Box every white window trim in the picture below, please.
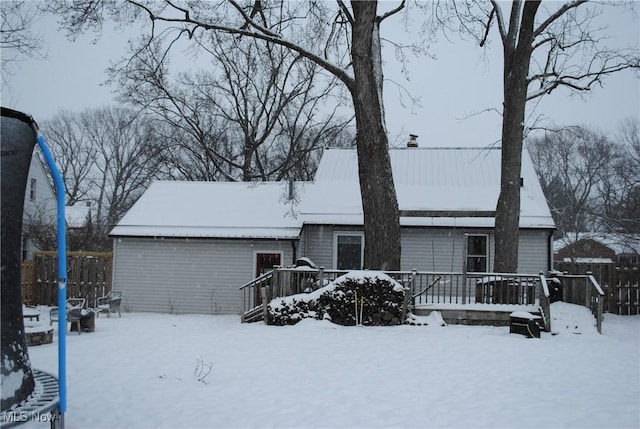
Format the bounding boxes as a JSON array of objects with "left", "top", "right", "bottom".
[
  {"left": 30, "top": 178, "right": 37, "bottom": 201},
  {"left": 332, "top": 231, "right": 364, "bottom": 270},
  {"left": 465, "top": 233, "right": 490, "bottom": 273}
]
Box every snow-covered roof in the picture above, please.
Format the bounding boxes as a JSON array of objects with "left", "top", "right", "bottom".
[
  {"left": 111, "top": 146, "right": 555, "bottom": 239},
  {"left": 303, "top": 147, "right": 554, "bottom": 229},
  {"left": 110, "top": 181, "right": 304, "bottom": 239},
  {"left": 554, "top": 233, "right": 640, "bottom": 255}
]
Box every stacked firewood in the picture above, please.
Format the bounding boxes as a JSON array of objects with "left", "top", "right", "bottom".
[{"left": 267, "top": 272, "right": 405, "bottom": 326}]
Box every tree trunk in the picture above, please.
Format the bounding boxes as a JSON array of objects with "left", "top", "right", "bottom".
[
  {"left": 494, "top": 1, "right": 540, "bottom": 273},
  {"left": 350, "top": 2, "right": 401, "bottom": 270}
]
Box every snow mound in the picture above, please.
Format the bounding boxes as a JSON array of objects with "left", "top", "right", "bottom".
[{"left": 550, "top": 301, "right": 599, "bottom": 336}]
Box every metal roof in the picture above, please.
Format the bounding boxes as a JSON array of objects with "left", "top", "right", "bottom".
[
  {"left": 110, "top": 146, "right": 555, "bottom": 238},
  {"left": 304, "top": 146, "right": 554, "bottom": 229}
]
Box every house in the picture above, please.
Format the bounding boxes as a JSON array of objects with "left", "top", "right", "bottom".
[
  {"left": 109, "top": 145, "right": 555, "bottom": 315},
  {"left": 23, "top": 153, "right": 92, "bottom": 259},
  {"left": 22, "top": 149, "right": 57, "bottom": 260},
  {"left": 554, "top": 233, "right": 640, "bottom": 264}
]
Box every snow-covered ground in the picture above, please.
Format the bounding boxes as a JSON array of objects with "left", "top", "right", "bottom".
[{"left": 19, "top": 302, "right": 640, "bottom": 429}]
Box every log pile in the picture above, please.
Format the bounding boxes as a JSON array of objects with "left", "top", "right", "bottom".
[{"left": 268, "top": 271, "right": 406, "bottom": 326}]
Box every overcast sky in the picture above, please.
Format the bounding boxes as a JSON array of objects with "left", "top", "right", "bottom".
[{"left": 2, "top": 2, "right": 639, "bottom": 148}]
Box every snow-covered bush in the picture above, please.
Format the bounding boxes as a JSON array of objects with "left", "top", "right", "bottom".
[{"left": 267, "top": 271, "right": 406, "bottom": 326}]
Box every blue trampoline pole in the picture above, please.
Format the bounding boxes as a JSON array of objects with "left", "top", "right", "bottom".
[{"left": 36, "top": 133, "right": 67, "bottom": 419}]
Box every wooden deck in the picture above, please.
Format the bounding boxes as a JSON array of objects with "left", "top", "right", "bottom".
[
  {"left": 413, "top": 303, "right": 541, "bottom": 326},
  {"left": 239, "top": 267, "right": 605, "bottom": 332}
]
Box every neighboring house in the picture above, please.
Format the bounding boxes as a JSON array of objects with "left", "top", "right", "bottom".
[
  {"left": 22, "top": 149, "right": 57, "bottom": 260},
  {"left": 110, "top": 145, "right": 556, "bottom": 315},
  {"left": 554, "top": 234, "right": 640, "bottom": 264}
]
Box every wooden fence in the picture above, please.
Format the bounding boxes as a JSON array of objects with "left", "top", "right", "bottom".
[
  {"left": 21, "top": 251, "right": 113, "bottom": 308},
  {"left": 554, "top": 261, "right": 639, "bottom": 315}
]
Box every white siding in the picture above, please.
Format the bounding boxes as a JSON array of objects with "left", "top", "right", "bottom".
[
  {"left": 302, "top": 225, "right": 551, "bottom": 274},
  {"left": 518, "top": 229, "right": 552, "bottom": 274},
  {"left": 301, "top": 225, "right": 363, "bottom": 269},
  {"left": 112, "top": 237, "right": 295, "bottom": 315},
  {"left": 401, "top": 228, "right": 470, "bottom": 272},
  {"left": 23, "top": 150, "right": 56, "bottom": 259}
]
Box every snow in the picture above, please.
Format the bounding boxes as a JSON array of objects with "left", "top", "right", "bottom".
[
  {"left": 562, "top": 257, "right": 615, "bottom": 264},
  {"left": 509, "top": 311, "right": 540, "bottom": 320},
  {"left": 303, "top": 147, "right": 554, "bottom": 229},
  {"left": 1, "top": 367, "right": 24, "bottom": 402},
  {"left": 110, "top": 181, "right": 305, "bottom": 238},
  {"left": 17, "top": 302, "right": 639, "bottom": 429},
  {"left": 111, "top": 147, "right": 555, "bottom": 238}
]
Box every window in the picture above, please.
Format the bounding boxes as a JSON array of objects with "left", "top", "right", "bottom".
[
  {"left": 466, "top": 234, "right": 488, "bottom": 273},
  {"left": 334, "top": 232, "right": 364, "bottom": 270},
  {"left": 29, "top": 178, "right": 36, "bottom": 201}
]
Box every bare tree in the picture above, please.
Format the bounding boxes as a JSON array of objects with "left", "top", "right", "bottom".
[
  {"left": 599, "top": 117, "right": 640, "bottom": 234},
  {"left": 0, "top": 1, "right": 46, "bottom": 84},
  {"left": 50, "top": 0, "right": 407, "bottom": 270},
  {"left": 41, "top": 106, "right": 165, "bottom": 247},
  {"left": 41, "top": 109, "right": 98, "bottom": 205},
  {"left": 440, "top": 0, "right": 640, "bottom": 272},
  {"left": 528, "top": 126, "right": 617, "bottom": 237},
  {"left": 22, "top": 203, "right": 57, "bottom": 251},
  {"left": 111, "top": 33, "right": 352, "bottom": 182}
]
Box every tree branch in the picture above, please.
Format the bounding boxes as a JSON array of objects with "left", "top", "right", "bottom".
[
  {"left": 533, "top": 0, "right": 588, "bottom": 39},
  {"left": 479, "top": 8, "right": 494, "bottom": 48},
  {"left": 377, "top": 0, "right": 405, "bottom": 23},
  {"left": 489, "top": 0, "right": 507, "bottom": 43},
  {"left": 126, "top": 0, "right": 355, "bottom": 90}
]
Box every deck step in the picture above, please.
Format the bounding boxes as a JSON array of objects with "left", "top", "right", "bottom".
[
  {"left": 242, "top": 305, "right": 264, "bottom": 323},
  {"left": 413, "top": 307, "right": 542, "bottom": 327}
]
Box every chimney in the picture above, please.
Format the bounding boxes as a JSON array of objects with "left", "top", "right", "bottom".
[
  {"left": 407, "top": 134, "right": 418, "bottom": 148},
  {"left": 288, "top": 177, "right": 295, "bottom": 200}
]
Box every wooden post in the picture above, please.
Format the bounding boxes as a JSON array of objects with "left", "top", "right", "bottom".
[
  {"left": 318, "top": 266, "right": 324, "bottom": 289},
  {"left": 272, "top": 266, "right": 281, "bottom": 298},
  {"left": 539, "top": 272, "right": 551, "bottom": 332},
  {"left": 596, "top": 295, "right": 603, "bottom": 334},
  {"left": 586, "top": 271, "right": 593, "bottom": 309},
  {"left": 609, "top": 266, "right": 619, "bottom": 314},
  {"left": 261, "top": 286, "right": 268, "bottom": 325},
  {"left": 401, "top": 269, "right": 417, "bottom": 323},
  {"left": 462, "top": 235, "right": 468, "bottom": 304}
]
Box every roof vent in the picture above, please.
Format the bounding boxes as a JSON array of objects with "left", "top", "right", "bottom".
[{"left": 407, "top": 134, "right": 418, "bottom": 148}]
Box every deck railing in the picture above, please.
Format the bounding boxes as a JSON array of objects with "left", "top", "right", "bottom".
[
  {"left": 557, "top": 272, "right": 605, "bottom": 333},
  {"left": 239, "top": 271, "right": 273, "bottom": 322},
  {"left": 539, "top": 273, "right": 552, "bottom": 332},
  {"left": 240, "top": 267, "right": 549, "bottom": 324},
  {"left": 238, "top": 267, "right": 610, "bottom": 334},
  {"left": 405, "top": 271, "right": 541, "bottom": 306}
]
